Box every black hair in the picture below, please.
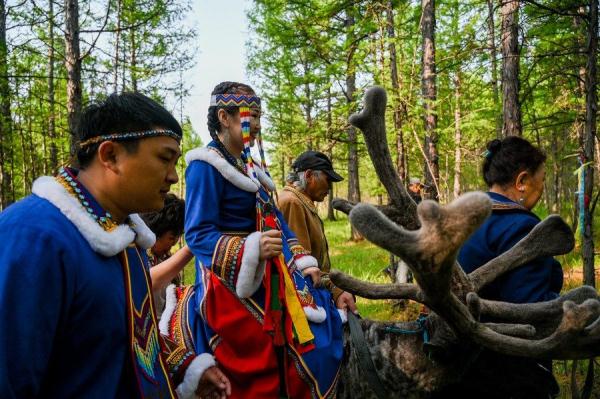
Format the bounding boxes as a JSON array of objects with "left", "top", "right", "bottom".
[
  {"left": 207, "top": 81, "right": 255, "bottom": 142},
  {"left": 482, "top": 136, "right": 547, "bottom": 188},
  {"left": 76, "top": 92, "right": 182, "bottom": 168},
  {"left": 140, "top": 193, "right": 185, "bottom": 238}
]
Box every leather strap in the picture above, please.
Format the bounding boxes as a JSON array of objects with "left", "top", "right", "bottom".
[{"left": 347, "top": 312, "right": 389, "bottom": 399}]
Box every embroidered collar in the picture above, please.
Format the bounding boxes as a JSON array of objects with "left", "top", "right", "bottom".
[
  {"left": 488, "top": 192, "right": 530, "bottom": 212},
  {"left": 56, "top": 167, "right": 119, "bottom": 231},
  {"left": 185, "top": 143, "right": 276, "bottom": 193},
  {"left": 32, "top": 173, "right": 155, "bottom": 257},
  {"left": 283, "top": 185, "right": 318, "bottom": 215}
]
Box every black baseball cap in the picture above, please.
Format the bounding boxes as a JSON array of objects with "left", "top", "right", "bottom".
[{"left": 292, "top": 151, "right": 344, "bottom": 182}]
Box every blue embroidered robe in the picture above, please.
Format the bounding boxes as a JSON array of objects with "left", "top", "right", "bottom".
[
  {"left": 0, "top": 175, "right": 199, "bottom": 399},
  {"left": 0, "top": 194, "right": 141, "bottom": 398},
  {"left": 458, "top": 192, "right": 563, "bottom": 303},
  {"left": 184, "top": 142, "right": 344, "bottom": 397}
]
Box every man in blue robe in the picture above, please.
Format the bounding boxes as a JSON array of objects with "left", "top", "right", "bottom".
[{"left": 0, "top": 93, "right": 229, "bottom": 399}]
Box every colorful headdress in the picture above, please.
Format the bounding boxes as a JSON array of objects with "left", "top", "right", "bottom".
[
  {"left": 210, "top": 94, "right": 261, "bottom": 108},
  {"left": 210, "top": 93, "right": 267, "bottom": 181},
  {"left": 78, "top": 129, "right": 181, "bottom": 148}
]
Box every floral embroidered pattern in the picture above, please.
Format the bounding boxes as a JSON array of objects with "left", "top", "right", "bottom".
[{"left": 211, "top": 235, "right": 246, "bottom": 288}]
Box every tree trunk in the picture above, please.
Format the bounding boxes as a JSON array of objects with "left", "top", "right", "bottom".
[
  {"left": 500, "top": 0, "right": 522, "bottom": 137},
  {"left": 130, "top": 27, "right": 138, "bottom": 91},
  {"left": 346, "top": 10, "right": 361, "bottom": 240},
  {"left": 326, "top": 87, "right": 336, "bottom": 221},
  {"left": 453, "top": 71, "right": 462, "bottom": 199},
  {"left": 64, "top": 0, "right": 82, "bottom": 155},
  {"left": 303, "top": 62, "right": 313, "bottom": 151},
  {"left": 387, "top": 1, "right": 407, "bottom": 182},
  {"left": 48, "top": 0, "right": 58, "bottom": 171},
  {"left": 113, "top": 0, "right": 122, "bottom": 93},
  {"left": 0, "top": 0, "right": 13, "bottom": 209},
  {"left": 582, "top": 0, "right": 597, "bottom": 287},
  {"left": 487, "top": 0, "right": 502, "bottom": 138},
  {"left": 421, "top": 0, "right": 439, "bottom": 201},
  {"left": 551, "top": 129, "right": 560, "bottom": 213}
]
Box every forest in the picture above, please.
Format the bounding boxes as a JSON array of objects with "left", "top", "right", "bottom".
[
  {"left": 2, "top": 0, "right": 598, "bottom": 276},
  {"left": 2, "top": 0, "right": 600, "bottom": 396},
  {"left": 246, "top": 0, "right": 599, "bottom": 290}
]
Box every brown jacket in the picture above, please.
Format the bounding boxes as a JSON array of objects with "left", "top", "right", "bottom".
[{"left": 277, "top": 186, "right": 343, "bottom": 300}]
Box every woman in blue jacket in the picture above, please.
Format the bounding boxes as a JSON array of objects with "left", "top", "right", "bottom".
[{"left": 447, "top": 136, "right": 563, "bottom": 399}]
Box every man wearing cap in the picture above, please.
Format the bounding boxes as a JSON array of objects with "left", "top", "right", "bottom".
[
  {"left": 0, "top": 93, "right": 229, "bottom": 399},
  {"left": 408, "top": 177, "right": 424, "bottom": 204},
  {"left": 278, "top": 151, "right": 357, "bottom": 314}
]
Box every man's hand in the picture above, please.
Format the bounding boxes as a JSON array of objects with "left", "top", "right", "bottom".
[
  {"left": 259, "top": 230, "right": 282, "bottom": 261},
  {"left": 335, "top": 291, "right": 358, "bottom": 314},
  {"left": 195, "top": 366, "right": 231, "bottom": 399},
  {"left": 302, "top": 266, "right": 321, "bottom": 287}
]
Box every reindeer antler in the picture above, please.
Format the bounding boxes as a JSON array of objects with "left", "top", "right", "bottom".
[
  {"left": 331, "top": 85, "right": 600, "bottom": 361},
  {"left": 333, "top": 195, "right": 600, "bottom": 359},
  {"left": 469, "top": 215, "right": 575, "bottom": 291},
  {"left": 333, "top": 86, "right": 419, "bottom": 230}
]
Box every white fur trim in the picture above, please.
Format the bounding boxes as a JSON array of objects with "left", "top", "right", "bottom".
[
  {"left": 159, "top": 284, "right": 177, "bottom": 336},
  {"left": 303, "top": 305, "right": 327, "bottom": 323},
  {"left": 295, "top": 255, "right": 318, "bottom": 271},
  {"left": 235, "top": 231, "right": 266, "bottom": 298},
  {"left": 185, "top": 147, "right": 260, "bottom": 192},
  {"left": 254, "top": 165, "right": 276, "bottom": 192},
  {"left": 32, "top": 176, "right": 154, "bottom": 256},
  {"left": 175, "top": 353, "right": 216, "bottom": 399},
  {"left": 337, "top": 309, "right": 348, "bottom": 324},
  {"left": 129, "top": 213, "right": 156, "bottom": 249}
]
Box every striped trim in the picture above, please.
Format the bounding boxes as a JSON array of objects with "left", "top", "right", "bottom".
[{"left": 210, "top": 94, "right": 261, "bottom": 108}]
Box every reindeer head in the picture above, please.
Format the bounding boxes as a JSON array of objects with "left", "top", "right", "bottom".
[{"left": 331, "top": 86, "right": 600, "bottom": 361}]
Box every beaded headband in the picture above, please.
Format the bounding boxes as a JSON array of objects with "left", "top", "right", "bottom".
[
  {"left": 78, "top": 129, "right": 181, "bottom": 148},
  {"left": 210, "top": 94, "right": 261, "bottom": 108}
]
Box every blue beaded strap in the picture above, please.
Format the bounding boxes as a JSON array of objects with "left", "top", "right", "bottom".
[
  {"left": 78, "top": 129, "right": 181, "bottom": 148},
  {"left": 383, "top": 314, "right": 430, "bottom": 343}
]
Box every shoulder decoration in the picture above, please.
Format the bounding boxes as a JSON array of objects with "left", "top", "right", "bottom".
[
  {"left": 185, "top": 146, "right": 275, "bottom": 193},
  {"left": 32, "top": 168, "right": 155, "bottom": 257},
  {"left": 491, "top": 199, "right": 529, "bottom": 212}
]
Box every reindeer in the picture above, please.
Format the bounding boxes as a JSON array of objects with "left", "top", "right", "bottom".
[{"left": 331, "top": 86, "right": 600, "bottom": 398}]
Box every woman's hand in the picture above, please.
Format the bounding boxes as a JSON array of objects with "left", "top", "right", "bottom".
[
  {"left": 195, "top": 366, "right": 231, "bottom": 399},
  {"left": 259, "top": 230, "right": 282, "bottom": 260},
  {"left": 302, "top": 266, "right": 322, "bottom": 287},
  {"left": 335, "top": 291, "right": 358, "bottom": 314}
]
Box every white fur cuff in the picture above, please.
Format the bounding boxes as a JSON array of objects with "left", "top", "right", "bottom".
[
  {"left": 236, "top": 232, "right": 266, "bottom": 298},
  {"left": 158, "top": 284, "right": 177, "bottom": 336},
  {"left": 303, "top": 305, "right": 327, "bottom": 323},
  {"left": 337, "top": 309, "right": 348, "bottom": 324},
  {"left": 175, "top": 353, "right": 216, "bottom": 399},
  {"left": 294, "top": 255, "right": 318, "bottom": 271}
]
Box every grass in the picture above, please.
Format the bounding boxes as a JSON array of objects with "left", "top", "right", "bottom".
[{"left": 324, "top": 216, "right": 423, "bottom": 321}]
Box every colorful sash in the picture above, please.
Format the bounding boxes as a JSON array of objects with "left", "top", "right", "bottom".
[
  {"left": 120, "top": 247, "right": 176, "bottom": 398},
  {"left": 56, "top": 167, "right": 176, "bottom": 398}
]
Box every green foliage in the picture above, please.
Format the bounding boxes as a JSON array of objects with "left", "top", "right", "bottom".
[{"left": 1, "top": 0, "right": 195, "bottom": 206}]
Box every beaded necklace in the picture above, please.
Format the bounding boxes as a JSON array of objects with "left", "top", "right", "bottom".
[
  {"left": 55, "top": 167, "right": 119, "bottom": 232},
  {"left": 210, "top": 135, "right": 246, "bottom": 174}
]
